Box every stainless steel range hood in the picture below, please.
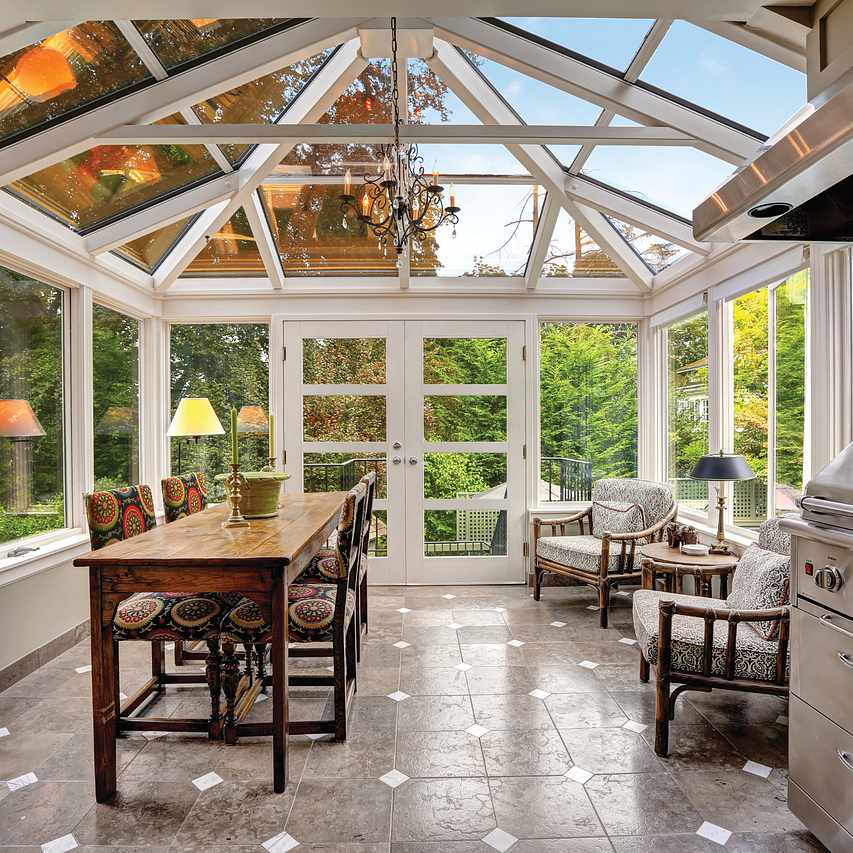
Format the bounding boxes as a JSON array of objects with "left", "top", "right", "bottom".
[{"left": 693, "top": 80, "right": 853, "bottom": 244}]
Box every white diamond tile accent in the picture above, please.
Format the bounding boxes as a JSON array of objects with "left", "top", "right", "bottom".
[
  {"left": 387, "top": 691, "right": 410, "bottom": 702},
  {"left": 41, "top": 834, "right": 78, "bottom": 853},
  {"left": 74, "top": 665, "right": 92, "bottom": 674},
  {"left": 492, "top": 607, "right": 507, "bottom": 613},
  {"left": 442, "top": 594, "right": 457, "bottom": 599},
  {"left": 578, "top": 660, "right": 599, "bottom": 669},
  {"left": 696, "top": 822, "right": 732, "bottom": 845},
  {"left": 743, "top": 760, "right": 773, "bottom": 778},
  {"left": 0, "top": 727, "right": 9, "bottom": 738},
  {"left": 379, "top": 769, "right": 409, "bottom": 788},
  {"left": 455, "top": 663, "right": 474, "bottom": 671},
  {"left": 262, "top": 830, "right": 300, "bottom": 853},
  {"left": 616, "top": 591, "right": 631, "bottom": 597},
  {"left": 255, "top": 693, "right": 268, "bottom": 702},
  {"left": 447, "top": 623, "right": 464, "bottom": 630},
  {"left": 396, "top": 607, "right": 412, "bottom": 613},
  {"left": 142, "top": 732, "right": 165, "bottom": 740},
  {"left": 550, "top": 621, "right": 566, "bottom": 628},
  {"left": 776, "top": 714, "right": 789, "bottom": 726},
  {"left": 506, "top": 639, "right": 524, "bottom": 647},
  {"left": 618, "top": 638, "right": 638, "bottom": 645},
  {"left": 622, "top": 720, "right": 647, "bottom": 734},
  {"left": 192, "top": 772, "right": 223, "bottom": 791},
  {"left": 564, "top": 766, "right": 593, "bottom": 784},
  {"left": 483, "top": 827, "right": 518, "bottom": 852},
  {"left": 392, "top": 641, "right": 411, "bottom": 649},
  {"left": 7, "top": 772, "right": 37, "bottom": 791},
  {"left": 118, "top": 693, "right": 128, "bottom": 701},
  {"left": 306, "top": 733, "right": 327, "bottom": 741},
  {"left": 465, "top": 724, "right": 490, "bottom": 738},
  {"left": 586, "top": 605, "right": 599, "bottom": 611},
  {"left": 529, "top": 689, "right": 551, "bottom": 700}
]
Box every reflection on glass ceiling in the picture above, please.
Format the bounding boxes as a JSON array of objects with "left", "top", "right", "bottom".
[
  {"left": 0, "top": 22, "right": 152, "bottom": 146},
  {"left": 413, "top": 185, "right": 543, "bottom": 278},
  {"left": 607, "top": 216, "right": 689, "bottom": 273},
  {"left": 544, "top": 208, "right": 625, "bottom": 278},
  {"left": 408, "top": 60, "right": 478, "bottom": 124},
  {"left": 183, "top": 207, "right": 265, "bottom": 276},
  {"left": 113, "top": 214, "right": 196, "bottom": 272}
]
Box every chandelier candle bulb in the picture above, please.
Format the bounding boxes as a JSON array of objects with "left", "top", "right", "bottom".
[
  {"left": 344, "top": 169, "right": 352, "bottom": 197},
  {"left": 450, "top": 184, "right": 456, "bottom": 207}
]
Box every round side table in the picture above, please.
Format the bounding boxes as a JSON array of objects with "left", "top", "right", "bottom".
[{"left": 639, "top": 541, "right": 739, "bottom": 598}]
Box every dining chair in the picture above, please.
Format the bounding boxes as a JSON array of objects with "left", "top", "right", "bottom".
[
  {"left": 85, "top": 484, "right": 226, "bottom": 738},
  {"left": 218, "top": 482, "right": 367, "bottom": 741}
]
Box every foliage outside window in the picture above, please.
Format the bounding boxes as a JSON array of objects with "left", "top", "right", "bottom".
[
  {"left": 732, "top": 270, "right": 808, "bottom": 528},
  {"left": 667, "top": 311, "right": 709, "bottom": 512},
  {"left": 93, "top": 304, "right": 139, "bottom": 490},
  {"left": 0, "top": 268, "right": 65, "bottom": 545},
  {"left": 170, "top": 323, "right": 269, "bottom": 500},
  {"left": 539, "top": 322, "right": 638, "bottom": 501}
]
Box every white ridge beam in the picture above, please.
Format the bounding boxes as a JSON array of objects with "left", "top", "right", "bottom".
[
  {"left": 0, "top": 18, "right": 363, "bottom": 187},
  {"left": 429, "top": 17, "right": 762, "bottom": 165},
  {"left": 0, "top": 20, "right": 83, "bottom": 55},
  {"left": 696, "top": 20, "right": 806, "bottom": 72},
  {"left": 154, "top": 40, "right": 368, "bottom": 293},
  {"left": 525, "top": 194, "right": 560, "bottom": 290},
  {"left": 244, "top": 191, "right": 286, "bottom": 290}
]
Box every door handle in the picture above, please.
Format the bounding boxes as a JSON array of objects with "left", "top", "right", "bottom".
[
  {"left": 392, "top": 456, "right": 402, "bottom": 464},
  {"left": 820, "top": 614, "right": 853, "bottom": 642},
  {"left": 409, "top": 456, "right": 419, "bottom": 465},
  {"left": 838, "top": 652, "right": 853, "bottom": 670}
]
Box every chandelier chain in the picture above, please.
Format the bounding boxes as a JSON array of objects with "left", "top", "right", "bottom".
[{"left": 390, "top": 17, "right": 400, "bottom": 149}]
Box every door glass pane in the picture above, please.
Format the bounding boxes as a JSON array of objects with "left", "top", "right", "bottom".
[
  {"left": 302, "top": 453, "right": 387, "bottom": 498},
  {"left": 424, "top": 510, "right": 507, "bottom": 556},
  {"left": 424, "top": 453, "right": 506, "bottom": 499},
  {"left": 303, "top": 338, "right": 386, "bottom": 384},
  {"left": 303, "top": 395, "right": 386, "bottom": 441},
  {"left": 423, "top": 338, "right": 507, "bottom": 384},
  {"left": 425, "top": 396, "right": 507, "bottom": 442},
  {"left": 93, "top": 304, "right": 139, "bottom": 489},
  {"left": 369, "top": 510, "right": 387, "bottom": 557}
]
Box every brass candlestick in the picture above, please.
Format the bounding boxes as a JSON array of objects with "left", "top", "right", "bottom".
[
  {"left": 222, "top": 464, "right": 250, "bottom": 529},
  {"left": 262, "top": 456, "right": 276, "bottom": 472}
]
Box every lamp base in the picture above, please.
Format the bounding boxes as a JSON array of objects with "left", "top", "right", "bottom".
[{"left": 709, "top": 544, "right": 731, "bottom": 555}]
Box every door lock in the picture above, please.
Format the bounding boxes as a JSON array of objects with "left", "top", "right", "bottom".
[
  {"left": 392, "top": 456, "right": 402, "bottom": 464},
  {"left": 393, "top": 441, "right": 402, "bottom": 449},
  {"left": 409, "top": 456, "right": 419, "bottom": 465}
]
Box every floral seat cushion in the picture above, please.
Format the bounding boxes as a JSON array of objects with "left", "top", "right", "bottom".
[
  {"left": 633, "top": 589, "right": 789, "bottom": 683},
  {"left": 293, "top": 548, "right": 368, "bottom": 585},
  {"left": 113, "top": 592, "right": 223, "bottom": 641},
  {"left": 220, "top": 585, "right": 356, "bottom": 645},
  {"left": 536, "top": 534, "right": 626, "bottom": 574},
  {"left": 161, "top": 472, "right": 208, "bottom": 523}
]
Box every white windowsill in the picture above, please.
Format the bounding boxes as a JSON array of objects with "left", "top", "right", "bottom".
[{"left": 0, "top": 530, "right": 92, "bottom": 588}]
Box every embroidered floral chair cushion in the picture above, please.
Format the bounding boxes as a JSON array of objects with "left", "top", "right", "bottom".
[
  {"left": 161, "top": 472, "right": 208, "bottom": 523},
  {"left": 633, "top": 589, "right": 789, "bottom": 683},
  {"left": 726, "top": 543, "right": 791, "bottom": 640},
  {"left": 85, "top": 485, "right": 157, "bottom": 551},
  {"left": 219, "top": 585, "right": 357, "bottom": 645},
  {"left": 592, "top": 501, "right": 647, "bottom": 539},
  {"left": 113, "top": 592, "right": 223, "bottom": 641}
]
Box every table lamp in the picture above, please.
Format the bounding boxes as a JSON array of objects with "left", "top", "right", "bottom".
[
  {"left": 167, "top": 398, "right": 224, "bottom": 474},
  {"left": 0, "top": 399, "right": 46, "bottom": 439},
  {"left": 689, "top": 450, "right": 755, "bottom": 555},
  {"left": 236, "top": 405, "right": 269, "bottom": 434}
]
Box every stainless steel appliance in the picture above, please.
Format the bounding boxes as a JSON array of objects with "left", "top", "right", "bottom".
[{"left": 781, "top": 441, "right": 853, "bottom": 853}]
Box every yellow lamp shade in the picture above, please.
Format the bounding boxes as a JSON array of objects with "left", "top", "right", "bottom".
[
  {"left": 236, "top": 405, "right": 269, "bottom": 434},
  {"left": 13, "top": 46, "right": 77, "bottom": 103},
  {"left": 0, "top": 399, "right": 46, "bottom": 437},
  {"left": 167, "top": 398, "right": 225, "bottom": 438}
]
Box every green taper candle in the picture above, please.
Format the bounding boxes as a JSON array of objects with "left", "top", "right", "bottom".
[{"left": 230, "top": 407, "right": 238, "bottom": 464}]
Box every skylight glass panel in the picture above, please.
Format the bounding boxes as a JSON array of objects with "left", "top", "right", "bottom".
[
  {"left": 413, "top": 184, "right": 543, "bottom": 277},
  {"left": 579, "top": 146, "right": 734, "bottom": 220},
  {"left": 260, "top": 184, "right": 398, "bottom": 276},
  {"left": 192, "top": 49, "right": 332, "bottom": 166},
  {"left": 543, "top": 208, "right": 626, "bottom": 278},
  {"left": 112, "top": 215, "right": 196, "bottom": 272},
  {"left": 606, "top": 217, "right": 691, "bottom": 273},
  {"left": 320, "top": 61, "right": 392, "bottom": 124},
  {"left": 0, "top": 22, "right": 153, "bottom": 146},
  {"left": 7, "top": 125, "right": 222, "bottom": 232},
  {"left": 498, "top": 18, "right": 655, "bottom": 72},
  {"left": 407, "top": 59, "right": 480, "bottom": 123},
  {"left": 183, "top": 207, "right": 266, "bottom": 276},
  {"left": 639, "top": 21, "right": 806, "bottom": 136},
  {"left": 133, "top": 19, "right": 292, "bottom": 71}
]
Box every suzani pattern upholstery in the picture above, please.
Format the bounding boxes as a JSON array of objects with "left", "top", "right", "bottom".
[
  {"left": 633, "top": 589, "right": 789, "bottom": 683},
  {"left": 726, "top": 543, "right": 791, "bottom": 640},
  {"left": 536, "top": 535, "right": 624, "bottom": 574},
  {"left": 85, "top": 485, "right": 157, "bottom": 551},
  {"left": 161, "top": 472, "right": 208, "bottom": 523},
  {"left": 113, "top": 592, "right": 222, "bottom": 641}
]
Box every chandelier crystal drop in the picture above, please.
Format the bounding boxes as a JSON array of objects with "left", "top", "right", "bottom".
[{"left": 339, "top": 17, "right": 460, "bottom": 255}]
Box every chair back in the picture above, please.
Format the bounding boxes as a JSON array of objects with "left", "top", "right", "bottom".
[
  {"left": 359, "top": 471, "right": 377, "bottom": 559},
  {"left": 85, "top": 484, "right": 157, "bottom": 551},
  {"left": 323, "top": 482, "right": 367, "bottom": 582},
  {"left": 592, "top": 478, "right": 675, "bottom": 531},
  {"left": 758, "top": 513, "right": 797, "bottom": 554},
  {"left": 161, "top": 472, "right": 208, "bottom": 523}
]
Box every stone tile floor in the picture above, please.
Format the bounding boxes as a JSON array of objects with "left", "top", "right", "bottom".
[{"left": 0, "top": 584, "right": 830, "bottom": 852}]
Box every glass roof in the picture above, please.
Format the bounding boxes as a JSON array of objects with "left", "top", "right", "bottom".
[
  {"left": 113, "top": 214, "right": 196, "bottom": 272},
  {"left": 544, "top": 208, "right": 626, "bottom": 278},
  {"left": 321, "top": 60, "right": 392, "bottom": 125},
  {"left": 0, "top": 22, "right": 152, "bottom": 147},
  {"left": 408, "top": 60, "right": 480, "bottom": 124},
  {"left": 606, "top": 217, "right": 689, "bottom": 273},
  {"left": 182, "top": 207, "right": 265, "bottom": 276}
]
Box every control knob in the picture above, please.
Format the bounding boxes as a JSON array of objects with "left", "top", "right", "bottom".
[{"left": 815, "top": 566, "right": 843, "bottom": 592}]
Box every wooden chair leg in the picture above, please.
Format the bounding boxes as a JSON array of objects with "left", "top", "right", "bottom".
[
  {"left": 174, "top": 641, "right": 185, "bottom": 666},
  {"left": 254, "top": 644, "right": 267, "bottom": 690},
  {"left": 598, "top": 584, "right": 609, "bottom": 629},
  {"left": 151, "top": 640, "right": 164, "bottom": 685},
  {"left": 533, "top": 564, "right": 543, "bottom": 600},
  {"left": 205, "top": 639, "right": 222, "bottom": 740},
  {"left": 360, "top": 574, "right": 368, "bottom": 636},
  {"left": 242, "top": 644, "right": 254, "bottom": 682},
  {"left": 333, "top": 633, "right": 347, "bottom": 742},
  {"left": 221, "top": 640, "right": 240, "bottom": 745},
  {"left": 654, "top": 670, "right": 671, "bottom": 756},
  {"left": 639, "top": 654, "right": 649, "bottom": 683}
]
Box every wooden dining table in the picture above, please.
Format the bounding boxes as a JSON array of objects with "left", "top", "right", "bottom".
[{"left": 73, "top": 490, "right": 347, "bottom": 803}]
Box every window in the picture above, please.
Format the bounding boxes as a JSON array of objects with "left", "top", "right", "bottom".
[
  {"left": 666, "top": 310, "right": 709, "bottom": 512},
  {"left": 539, "top": 322, "right": 638, "bottom": 501},
  {"left": 169, "top": 323, "right": 270, "bottom": 500},
  {"left": 93, "top": 304, "right": 139, "bottom": 489},
  {"left": 731, "top": 270, "right": 809, "bottom": 528},
  {"left": 0, "top": 268, "right": 65, "bottom": 545}
]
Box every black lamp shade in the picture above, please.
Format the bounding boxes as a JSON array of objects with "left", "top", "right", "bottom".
[{"left": 690, "top": 452, "right": 755, "bottom": 481}]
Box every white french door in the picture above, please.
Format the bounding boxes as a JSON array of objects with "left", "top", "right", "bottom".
[{"left": 283, "top": 319, "right": 525, "bottom": 584}]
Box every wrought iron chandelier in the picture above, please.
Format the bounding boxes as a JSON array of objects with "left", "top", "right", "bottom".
[{"left": 340, "top": 17, "right": 460, "bottom": 261}]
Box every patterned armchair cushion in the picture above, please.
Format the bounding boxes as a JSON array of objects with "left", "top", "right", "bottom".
[
  {"left": 219, "top": 585, "right": 356, "bottom": 645},
  {"left": 592, "top": 478, "right": 675, "bottom": 531},
  {"left": 726, "top": 543, "right": 791, "bottom": 640},
  {"left": 633, "top": 589, "right": 789, "bottom": 683},
  {"left": 536, "top": 534, "right": 626, "bottom": 574},
  {"left": 592, "top": 502, "right": 647, "bottom": 539},
  {"left": 85, "top": 485, "right": 156, "bottom": 551},
  {"left": 161, "top": 472, "right": 208, "bottom": 523},
  {"left": 113, "top": 592, "right": 223, "bottom": 641},
  {"left": 757, "top": 514, "right": 797, "bottom": 555}
]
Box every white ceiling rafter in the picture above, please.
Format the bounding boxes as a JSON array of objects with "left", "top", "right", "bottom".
[
  {"left": 0, "top": 20, "right": 84, "bottom": 55},
  {"left": 524, "top": 194, "right": 560, "bottom": 291},
  {"left": 696, "top": 12, "right": 807, "bottom": 72},
  {"left": 243, "top": 190, "right": 286, "bottom": 290},
  {"left": 153, "top": 39, "right": 368, "bottom": 293},
  {"left": 0, "top": 17, "right": 364, "bottom": 187},
  {"left": 427, "top": 39, "right": 653, "bottom": 294},
  {"left": 428, "top": 16, "right": 763, "bottom": 165}
]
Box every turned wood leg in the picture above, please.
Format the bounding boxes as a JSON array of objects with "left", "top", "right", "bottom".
[
  {"left": 221, "top": 640, "right": 240, "bottom": 745},
  {"left": 205, "top": 638, "right": 222, "bottom": 740},
  {"left": 242, "top": 644, "right": 254, "bottom": 682},
  {"left": 639, "top": 653, "right": 649, "bottom": 683}
]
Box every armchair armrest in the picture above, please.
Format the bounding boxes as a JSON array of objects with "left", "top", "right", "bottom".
[{"left": 533, "top": 506, "right": 592, "bottom": 540}]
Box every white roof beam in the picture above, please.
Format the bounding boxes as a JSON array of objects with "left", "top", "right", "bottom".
[
  {"left": 154, "top": 39, "right": 368, "bottom": 293},
  {"left": 524, "top": 194, "right": 560, "bottom": 290},
  {"left": 0, "top": 20, "right": 83, "bottom": 55},
  {"left": 429, "top": 17, "right": 762, "bottom": 165},
  {"left": 0, "top": 18, "right": 363, "bottom": 187},
  {"left": 265, "top": 173, "right": 536, "bottom": 185},
  {"left": 428, "top": 39, "right": 652, "bottom": 294},
  {"left": 243, "top": 191, "right": 286, "bottom": 290},
  {"left": 696, "top": 20, "right": 806, "bottom": 72}
]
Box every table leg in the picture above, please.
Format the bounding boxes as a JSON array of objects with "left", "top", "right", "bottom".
[
  {"left": 90, "top": 571, "right": 118, "bottom": 803},
  {"left": 272, "top": 570, "right": 289, "bottom": 792}
]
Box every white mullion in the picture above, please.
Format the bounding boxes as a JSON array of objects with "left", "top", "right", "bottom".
[
  {"left": 114, "top": 21, "right": 168, "bottom": 80},
  {"left": 525, "top": 194, "right": 560, "bottom": 290},
  {"left": 0, "top": 21, "right": 84, "bottom": 56},
  {"left": 68, "top": 285, "right": 94, "bottom": 530},
  {"left": 767, "top": 285, "right": 777, "bottom": 518},
  {"left": 178, "top": 108, "right": 235, "bottom": 174},
  {"left": 424, "top": 442, "right": 509, "bottom": 453},
  {"left": 302, "top": 384, "right": 389, "bottom": 395},
  {"left": 244, "top": 191, "right": 286, "bottom": 290}
]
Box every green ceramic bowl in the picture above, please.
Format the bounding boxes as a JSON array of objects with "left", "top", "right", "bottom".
[{"left": 214, "top": 470, "right": 291, "bottom": 518}]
